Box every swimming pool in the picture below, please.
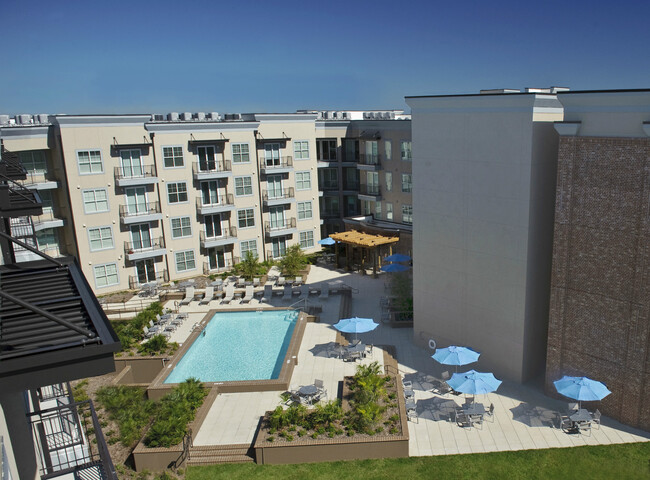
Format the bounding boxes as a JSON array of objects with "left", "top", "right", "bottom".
[{"left": 164, "top": 309, "right": 299, "bottom": 383}]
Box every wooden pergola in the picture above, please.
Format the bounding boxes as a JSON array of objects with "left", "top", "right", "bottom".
[{"left": 329, "top": 230, "right": 399, "bottom": 277}]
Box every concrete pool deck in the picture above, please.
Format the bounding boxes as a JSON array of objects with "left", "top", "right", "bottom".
[{"left": 163, "top": 265, "right": 650, "bottom": 455}]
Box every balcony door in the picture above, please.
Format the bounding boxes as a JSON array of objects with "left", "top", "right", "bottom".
[
  {"left": 205, "top": 214, "right": 223, "bottom": 238},
  {"left": 120, "top": 149, "right": 143, "bottom": 177},
  {"left": 272, "top": 237, "right": 287, "bottom": 258},
  {"left": 198, "top": 146, "right": 217, "bottom": 171},
  {"left": 269, "top": 206, "right": 285, "bottom": 229},
  {"left": 201, "top": 181, "right": 219, "bottom": 205},
  {"left": 267, "top": 175, "right": 282, "bottom": 199},
  {"left": 208, "top": 247, "right": 226, "bottom": 270},
  {"left": 136, "top": 259, "right": 156, "bottom": 284},
  {"left": 125, "top": 187, "right": 147, "bottom": 214},
  {"left": 130, "top": 223, "right": 151, "bottom": 250},
  {"left": 265, "top": 144, "right": 281, "bottom": 166},
  {"left": 367, "top": 171, "right": 379, "bottom": 195},
  {"left": 365, "top": 141, "right": 378, "bottom": 164}
]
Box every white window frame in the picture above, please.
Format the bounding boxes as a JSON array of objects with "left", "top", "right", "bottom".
[
  {"left": 231, "top": 143, "right": 250, "bottom": 163},
  {"left": 401, "top": 173, "right": 412, "bottom": 193},
  {"left": 237, "top": 208, "right": 255, "bottom": 229},
  {"left": 295, "top": 171, "right": 311, "bottom": 190},
  {"left": 402, "top": 204, "right": 413, "bottom": 224},
  {"left": 82, "top": 188, "right": 109, "bottom": 214},
  {"left": 234, "top": 176, "right": 253, "bottom": 196},
  {"left": 76, "top": 149, "right": 103, "bottom": 175},
  {"left": 19, "top": 150, "right": 47, "bottom": 174},
  {"left": 385, "top": 172, "right": 393, "bottom": 192},
  {"left": 94, "top": 263, "right": 119, "bottom": 288},
  {"left": 297, "top": 201, "right": 313, "bottom": 220},
  {"left": 293, "top": 140, "right": 310, "bottom": 160},
  {"left": 167, "top": 182, "right": 188, "bottom": 204},
  {"left": 162, "top": 145, "right": 184, "bottom": 168},
  {"left": 175, "top": 250, "right": 196, "bottom": 273},
  {"left": 386, "top": 202, "right": 393, "bottom": 221},
  {"left": 170, "top": 216, "right": 192, "bottom": 239},
  {"left": 400, "top": 141, "right": 412, "bottom": 161},
  {"left": 88, "top": 226, "right": 114, "bottom": 251},
  {"left": 36, "top": 228, "right": 58, "bottom": 251},
  {"left": 375, "top": 201, "right": 382, "bottom": 218},
  {"left": 240, "top": 239, "right": 258, "bottom": 258},
  {"left": 384, "top": 140, "right": 392, "bottom": 161},
  {"left": 299, "top": 230, "right": 314, "bottom": 249}
]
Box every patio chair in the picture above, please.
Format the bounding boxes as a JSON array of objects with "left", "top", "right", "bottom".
[
  {"left": 431, "top": 379, "right": 453, "bottom": 397},
  {"left": 578, "top": 421, "right": 592, "bottom": 436},
  {"left": 568, "top": 402, "right": 579, "bottom": 411},
  {"left": 406, "top": 401, "right": 418, "bottom": 423},
  {"left": 143, "top": 326, "right": 155, "bottom": 339},
  {"left": 236, "top": 277, "right": 246, "bottom": 288},
  {"left": 314, "top": 379, "right": 328, "bottom": 401},
  {"left": 221, "top": 284, "right": 235, "bottom": 304},
  {"left": 282, "top": 284, "right": 293, "bottom": 301},
  {"left": 200, "top": 286, "right": 214, "bottom": 305},
  {"left": 180, "top": 286, "right": 194, "bottom": 305},
  {"left": 366, "top": 344, "right": 374, "bottom": 357},
  {"left": 403, "top": 383, "right": 415, "bottom": 401},
  {"left": 441, "top": 371, "right": 450, "bottom": 381},
  {"left": 294, "top": 276, "right": 303, "bottom": 286},
  {"left": 318, "top": 282, "right": 329, "bottom": 299},
  {"left": 559, "top": 414, "right": 574, "bottom": 432},
  {"left": 253, "top": 277, "right": 261, "bottom": 287},
  {"left": 277, "top": 276, "right": 285, "bottom": 286},
  {"left": 328, "top": 345, "right": 345, "bottom": 359},
  {"left": 241, "top": 285, "right": 254, "bottom": 303},
  {"left": 486, "top": 403, "right": 495, "bottom": 422},
  {"left": 592, "top": 409, "right": 602, "bottom": 429},
  {"left": 298, "top": 284, "right": 309, "bottom": 300},
  {"left": 260, "top": 284, "right": 273, "bottom": 302}
]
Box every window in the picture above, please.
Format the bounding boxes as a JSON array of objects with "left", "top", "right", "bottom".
[
  {"left": 401, "top": 141, "right": 412, "bottom": 161},
  {"left": 384, "top": 140, "right": 392, "bottom": 161},
  {"left": 234, "top": 176, "right": 252, "bottom": 196},
  {"left": 402, "top": 204, "right": 413, "bottom": 224},
  {"left": 197, "top": 146, "right": 216, "bottom": 171},
  {"left": 36, "top": 228, "right": 58, "bottom": 250},
  {"left": 94, "top": 263, "right": 119, "bottom": 288},
  {"left": 386, "top": 202, "right": 393, "bottom": 221},
  {"left": 38, "top": 190, "right": 54, "bottom": 213},
  {"left": 232, "top": 143, "right": 250, "bottom": 163},
  {"left": 167, "top": 182, "right": 188, "bottom": 204},
  {"left": 316, "top": 139, "right": 337, "bottom": 161},
  {"left": 77, "top": 150, "right": 103, "bottom": 174},
  {"left": 300, "top": 230, "right": 314, "bottom": 249},
  {"left": 19, "top": 151, "right": 47, "bottom": 174},
  {"left": 385, "top": 172, "right": 393, "bottom": 192},
  {"left": 82, "top": 188, "right": 109, "bottom": 213},
  {"left": 401, "top": 174, "right": 412, "bottom": 193},
  {"left": 322, "top": 168, "right": 338, "bottom": 189},
  {"left": 344, "top": 139, "right": 359, "bottom": 161},
  {"left": 297, "top": 201, "right": 312, "bottom": 220},
  {"left": 171, "top": 216, "right": 192, "bottom": 238},
  {"left": 293, "top": 140, "right": 309, "bottom": 160},
  {"left": 295, "top": 171, "right": 311, "bottom": 190},
  {"left": 240, "top": 239, "right": 257, "bottom": 258},
  {"left": 162, "top": 146, "right": 184, "bottom": 167},
  {"left": 88, "top": 226, "right": 114, "bottom": 251},
  {"left": 175, "top": 250, "right": 196, "bottom": 272},
  {"left": 375, "top": 201, "right": 382, "bottom": 218},
  {"left": 363, "top": 200, "right": 371, "bottom": 215},
  {"left": 237, "top": 208, "right": 255, "bottom": 228}
]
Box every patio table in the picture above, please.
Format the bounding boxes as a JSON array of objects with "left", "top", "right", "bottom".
[
  {"left": 463, "top": 402, "right": 485, "bottom": 418},
  {"left": 298, "top": 384, "right": 318, "bottom": 404},
  {"left": 347, "top": 343, "right": 366, "bottom": 354},
  {"left": 570, "top": 409, "right": 592, "bottom": 423}
]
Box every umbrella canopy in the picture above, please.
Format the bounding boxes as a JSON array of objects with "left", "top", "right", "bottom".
[
  {"left": 447, "top": 370, "right": 502, "bottom": 395},
  {"left": 384, "top": 253, "right": 412, "bottom": 263},
  {"left": 432, "top": 346, "right": 480, "bottom": 366},
  {"left": 318, "top": 237, "right": 336, "bottom": 246},
  {"left": 553, "top": 376, "right": 611, "bottom": 403},
  {"left": 333, "top": 317, "right": 378, "bottom": 341},
  {"left": 381, "top": 263, "right": 410, "bottom": 272}
]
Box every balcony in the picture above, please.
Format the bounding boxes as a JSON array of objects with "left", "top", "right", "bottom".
[
  {"left": 262, "top": 187, "right": 295, "bottom": 206},
  {"left": 128, "top": 270, "right": 169, "bottom": 289},
  {"left": 192, "top": 160, "right": 232, "bottom": 180},
  {"left": 203, "top": 257, "right": 239, "bottom": 274},
  {"left": 119, "top": 201, "right": 163, "bottom": 225},
  {"left": 356, "top": 154, "right": 382, "bottom": 171},
  {"left": 200, "top": 226, "right": 238, "bottom": 248},
  {"left": 358, "top": 184, "right": 382, "bottom": 201},
  {"left": 114, "top": 165, "right": 158, "bottom": 187},
  {"left": 264, "top": 217, "right": 297, "bottom": 237},
  {"left": 195, "top": 194, "right": 235, "bottom": 215},
  {"left": 320, "top": 209, "right": 340, "bottom": 219},
  {"left": 260, "top": 156, "right": 293, "bottom": 175},
  {"left": 22, "top": 171, "right": 59, "bottom": 190},
  {"left": 124, "top": 237, "right": 166, "bottom": 261},
  {"left": 32, "top": 210, "right": 65, "bottom": 231}
]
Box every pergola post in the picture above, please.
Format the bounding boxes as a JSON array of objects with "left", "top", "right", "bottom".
[{"left": 372, "top": 247, "right": 378, "bottom": 278}]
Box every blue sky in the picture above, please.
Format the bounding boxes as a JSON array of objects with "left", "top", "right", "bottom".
[{"left": 2, "top": 0, "right": 649, "bottom": 114}]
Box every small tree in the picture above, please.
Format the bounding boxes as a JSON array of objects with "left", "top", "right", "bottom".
[
  {"left": 280, "top": 244, "right": 307, "bottom": 277},
  {"left": 238, "top": 250, "right": 260, "bottom": 280}
]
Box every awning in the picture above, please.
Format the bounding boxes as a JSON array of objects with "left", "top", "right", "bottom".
[{"left": 329, "top": 230, "right": 399, "bottom": 248}]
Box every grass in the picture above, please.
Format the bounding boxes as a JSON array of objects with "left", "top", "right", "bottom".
[{"left": 186, "top": 442, "right": 650, "bottom": 480}]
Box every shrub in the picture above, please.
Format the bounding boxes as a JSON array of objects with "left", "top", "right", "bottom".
[
  {"left": 111, "top": 302, "right": 164, "bottom": 352},
  {"left": 279, "top": 244, "right": 308, "bottom": 277},
  {"left": 138, "top": 334, "right": 169, "bottom": 355},
  {"left": 96, "top": 386, "right": 155, "bottom": 447}
]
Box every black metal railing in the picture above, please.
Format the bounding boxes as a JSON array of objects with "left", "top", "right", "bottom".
[
  {"left": 203, "top": 257, "right": 238, "bottom": 274},
  {"left": 195, "top": 194, "right": 234, "bottom": 210},
  {"left": 262, "top": 187, "right": 294, "bottom": 202},
  {"left": 128, "top": 270, "right": 169, "bottom": 289},
  {"left": 192, "top": 160, "right": 232, "bottom": 176},
  {"left": 118, "top": 201, "right": 161, "bottom": 219},
  {"left": 359, "top": 153, "right": 381, "bottom": 166},
  {"left": 200, "top": 225, "right": 237, "bottom": 243},
  {"left": 264, "top": 217, "right": 297, "bottom": 235},
  {"left": 124, "top": 236, "right": 165, "bottom": 255},
  {"left": 359, "top": 184, "right": 381, "bottom": 196},
  {"left": 320, "top": 210, "right": 340, "bottom": 218},
  {"left": 260, "top": 156, "right": 293, "bottom": 171},
  {"left": 36, "top": 383, "right": 69, "bottom": 403},
  {"left": 114, "top": 164, "right": 157, "bottom": 180}
]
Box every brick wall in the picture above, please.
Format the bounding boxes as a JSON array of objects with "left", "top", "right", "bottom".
[{"left": 545, "top": 136, "right": 650, "bottom": 431}]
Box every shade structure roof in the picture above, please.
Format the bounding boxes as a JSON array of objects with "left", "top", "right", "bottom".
[{"left": 329, "top": 230, "right": 399, "bottom": 248}]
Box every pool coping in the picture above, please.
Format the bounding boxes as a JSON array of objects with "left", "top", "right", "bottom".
[{"left": 147, "top": 307, "right": 309, "bottom": 400}]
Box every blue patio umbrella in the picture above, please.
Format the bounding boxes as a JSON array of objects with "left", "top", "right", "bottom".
[
  {"left": 318, "top": 237, "right": 336, "bottom": 246},
  {"left": 381, "top": 263, "right": 410, "bottom": 273},
  {"left": 432, "top": 346, "right": 480, "bottom": 372},
  {"left": 553, "top": 376, "right": 611, "bottom": 409},
  {"left": 384, "top": 253, "right": 412, "bottom": 263},
  {"left": 333, "top": 317, "right": 378, "bottom": 341},
  {"left": 447, "top": 370, "right": 502, "bottom": 399}
]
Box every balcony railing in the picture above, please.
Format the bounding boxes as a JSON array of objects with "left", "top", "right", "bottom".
[
  {"left": 114, "top": 164, "right": 157, "bottom": 180},
  {"left": 359, "top": 185, "right": 381, "bottom": 196},
  {"left": 358, "top": 153, "right": 381, "bottom": 165},
  {"left": 199, "top": 226, "right": 237, "bottom": 243},
  {"left": 203, "top": 257, "right": 239, "bottom": 274},
  {"left": 192, "top": 160, "right": 232, "bottom": 177},
  {"left": 264, "top": 217, "right": 297, "bottom": 235},
  {"left": 320, "top": 209, "right": 340, "bottom": 218},
  {"left": 119, "top": 201, "right": 161, "bottom": 219},
  {"left": 260, "top": 156, "right": 293, "bottom": 172},
  {"left": 195, "top": 194, "right": 234, "bottom": 210},
  {"left": 128, "top": 270, "right": 169, "bottom": 289},
  {"left": 262, "top": 187, "right": 294, "bottom": 203},
  {"left": 124, "top": 236, "right": 165, "bottom": 255},
  {"left": 320, "top": 181, "right": 339, "bottom": 191},
  {"left": 343, "top": 181, "right": 360, "bottom": 190},
  {"left": 32, "top": 209, "right": 65, "bottom": 230}
]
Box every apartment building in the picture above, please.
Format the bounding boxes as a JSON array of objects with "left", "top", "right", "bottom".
[{"left": 1, "top": 112, "right": 324, "bottom": 294}]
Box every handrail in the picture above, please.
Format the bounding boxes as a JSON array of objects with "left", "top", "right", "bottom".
[{"left": 0, "top": 230, "right": 63, "bottom": 267}]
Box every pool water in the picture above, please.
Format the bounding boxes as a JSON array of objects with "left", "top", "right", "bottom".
[{"left": 164, "top": 309, "right": 298, "bottom": 383}]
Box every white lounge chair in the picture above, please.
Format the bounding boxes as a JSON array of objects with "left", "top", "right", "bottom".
[
  {"left": 241, "top": 285, "right": 254, "bottom": 303},
  {"left": 319, "top": 283, "right": 329, "bottom": 299},
  {"left": 180, "top": 286, "right": 194, "bottom": 305},
  {"left": 221, "top": 284, "right": 235, "bottom": 304},
  {"left": 253, "top": 277, "right": 261, "bottom": 287},
  {"left": 261, "top": 284, "right": 273, "bottom": 302},
  {"left": 200, "top": 286, "right": 214, "bottom": 305},
  {"left": 277, "top": 276, "right": 286, "bottom": 286},
  {"left": 282, "top": 284, "right": 293, "bottom": 300},
  {"left": 294, "top": 276, "right": 303, "bottom": 286}
]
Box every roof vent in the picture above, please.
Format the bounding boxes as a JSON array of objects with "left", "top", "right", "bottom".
[
  {"left": 168, "top": 112, "right": 179, "bottom": 121},
  {"left": 0, "top": 115, "right": 9, "bottom": 125},
  {"left": 17, "top": 114, "right": 33, "bottom": 124},
  {"left": 209, "top": 112, "right": 220, "bottom": 121},
  {"left": 195, "top": 112, "right": 206, "bottom": 121},
  {"left": 180, "top": 112, "right": 192, "bottom": 121}
]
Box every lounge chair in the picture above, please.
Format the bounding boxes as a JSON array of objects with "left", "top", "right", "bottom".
[
  {"left": 221, "top": 284, "right": 235, "bottom": 304},
  {"left": 143, "top": 326, "right": 155, "bottom": 339},
  {"left": 253, "top": 277, "right": 261, "bottom": 287},
  {"left": 180, "top": 286, "right": 194, "bottom": 305},
  {"left": 406, "top": 401, "right": 418, "bottom": 423},
  {"left": 318, "top": 283, "right": 329, "bottom": 299},
  {"left": 277, "top": 276, "right": 285, "bottom": 286},
  {"left": 241, "top": 285, "right": 254, "bottom": 303},
  {"left": 298, "top": 284, "right": 309, "bottom": 300},
  {"left": 200, "top": 286, "right": 214, "bottom": 305},
  {"left": 236, "top": 277, "right": 246, "bottom": 288},
  {"left": 260, "top": 284, "right": 273, "bottom": 302},
  {"left": 294, "top": 276, "right": 302, "bottom": 286},
  {"left": 282, "top": 284, "right": 293, "bottom": 301}
]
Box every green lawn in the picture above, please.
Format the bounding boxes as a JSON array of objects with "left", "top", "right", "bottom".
[{"left": 186, "top": 442, "right": 650, "bottom": 480}]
